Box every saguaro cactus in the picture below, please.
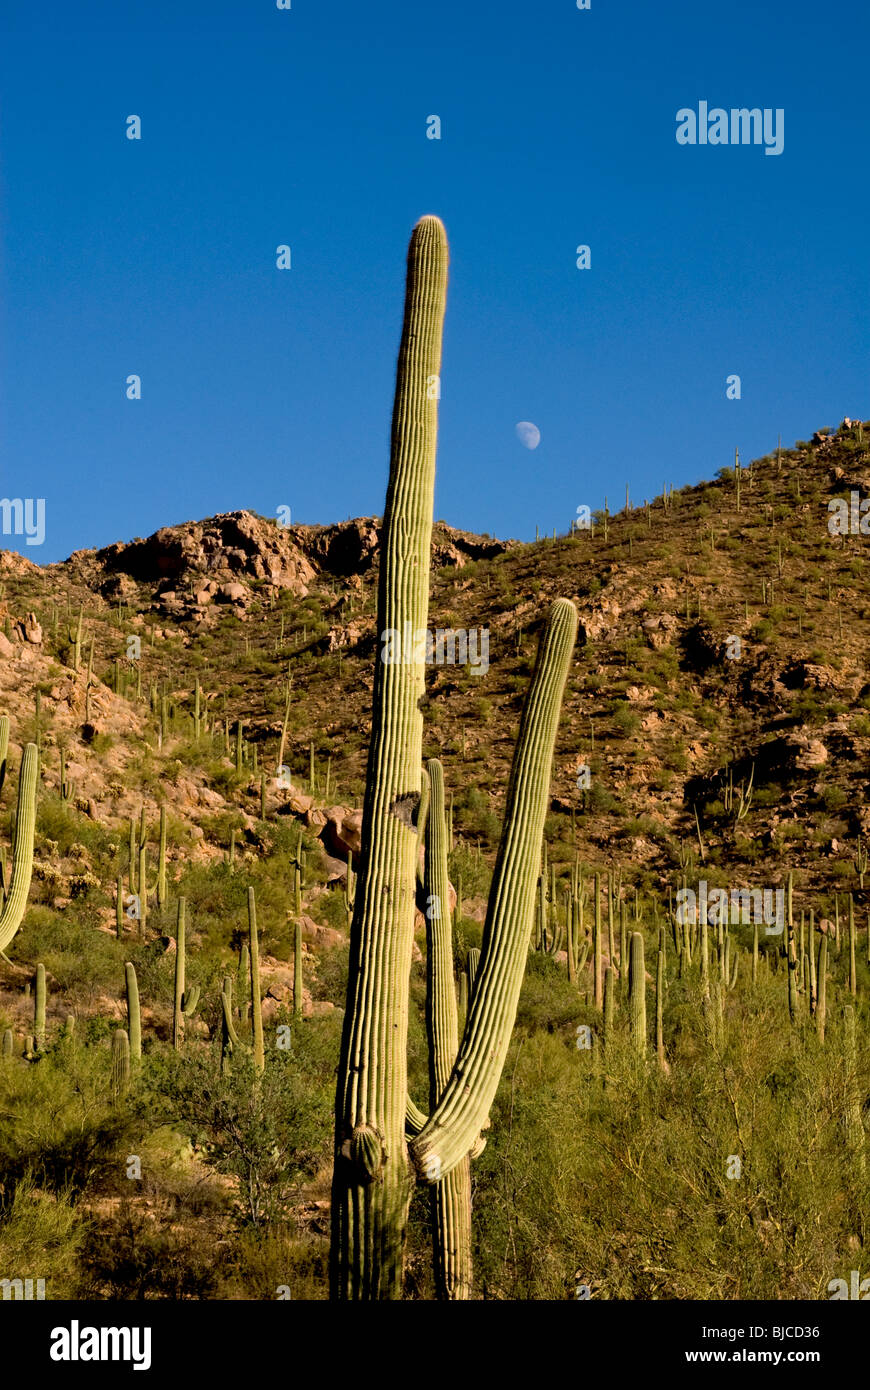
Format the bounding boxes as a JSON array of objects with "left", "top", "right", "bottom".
[
  {"left": 0, "top": 742, "right": 38, "bottom": 957},
  {"left": 172, "top": 899, "right": 200, "bottom": 1050},
  {"left": 125, "top": 962, "right": 141, "bottom": 1060},
  {"left": 331, "top": 215, "right": 449, "bottom": 1301},
  {"left": 422, "top": 758, "right": 472, "bottom": 1301},
  {"left": 112, "top": 1029, "right": 130, "bottom": 1101},
  {"left": 293, "top": 918, "right": 303, "bottom": 1017},
  {"left": 628, "top": 932, "right": 646, "bottom": 1056},
  {"left": 330, "top": 216, "right": 577, "bottom": 1300},
  {"left": 248, "top": 887, "right": 265, "bottom": 1070},
  {"left": 34, "top": 963, "right": 46, "bottom": 1050}
]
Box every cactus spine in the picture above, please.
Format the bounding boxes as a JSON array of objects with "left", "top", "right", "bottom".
[
  {"left": 0, "top": 742, "right": 38, "bottom": 956},
  {"left": 125, "top": 962, "right": 141, "bottom": 1060}
]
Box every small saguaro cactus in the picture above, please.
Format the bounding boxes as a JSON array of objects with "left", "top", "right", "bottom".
[
  {"left": 843, "top": 1005, "right": 865, "bottom": 1175},
  {"left": 172, "top": 899, "right": 200, "bottom": 1051},
  {"left": 68, "top": 605, "right": 83, "bottom": 672},
  {"left": 112, "top": 1029, "right": 131, "bottom": 1101},
  {"left": 34, "top": 963, "right": 47, "bottom": 1050},
  {"left": 248, "top": 887, "right": 265, "bottom": 1070},
  {"left": 59, "top": 748, "right": 75, "bottom": 804},
  {"left": 628, "top": 932, "right": 646, "bottom": 1056},
  {"left": 157, "top": 806, "right": 168, "bottom": 909},
  {"left": 2, "top": 1028, "right": 13, "bottom": 1060},
  {"left": 125, "top": 962, "right": 141, "bottom": 1060},
  {"left": 0, "top": 741, "right": 39, "bottom": 957},
  {"left": 294, "top": 919, "right": 303, "bottom": 1017}
]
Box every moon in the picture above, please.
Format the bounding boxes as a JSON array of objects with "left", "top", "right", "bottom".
[{"left": 515, "top": 421, "right": 541, "bottom": 450}]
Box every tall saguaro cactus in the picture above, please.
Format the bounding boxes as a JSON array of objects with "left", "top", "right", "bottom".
[
  {"left": 330, "top": 216, "right": 577, "bottom": 1301},
  {"left": 331, "top": 215, "right": 449, "bottom": 1301},
  {"left": 0, "top": 742, "right": 39, "bottom": 957}
]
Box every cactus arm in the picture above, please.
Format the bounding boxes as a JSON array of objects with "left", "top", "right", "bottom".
[
  {"left": 221, "top": 988, "right": 243, "bottom": 1048},
  {"left": 409, "top": 598, "right": 578, "bottom": 1183},
  {"left": 406, "top": 1096, "right": 428, "bottom": 1137},
  {"left": 331, "top": 215, "right": 448, "bottom": 1302},
  {"left": 0, "top": 743, "right": 39, "bottom": 955}
]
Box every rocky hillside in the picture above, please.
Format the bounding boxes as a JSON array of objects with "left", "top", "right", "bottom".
[{"left": 1, "top": 421, "right": 869, "bottom": 915}]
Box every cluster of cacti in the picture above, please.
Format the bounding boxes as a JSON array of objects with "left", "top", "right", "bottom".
[{"left": 330, "top": 216, "right": 577, "bottom": 1299}]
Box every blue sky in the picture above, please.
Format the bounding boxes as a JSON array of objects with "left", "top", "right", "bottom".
[{"left": 1, "top": 0, "right": 868, "bottom": 562}]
